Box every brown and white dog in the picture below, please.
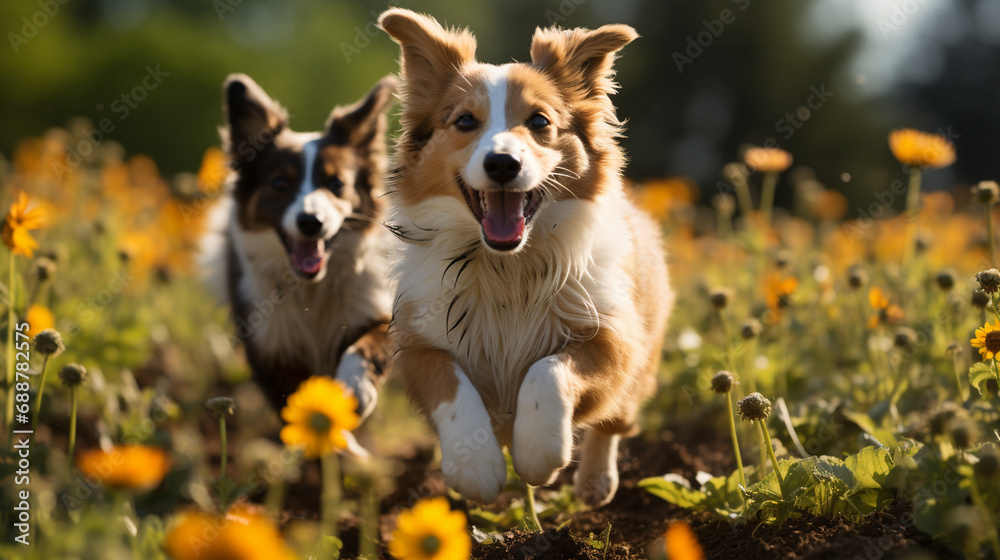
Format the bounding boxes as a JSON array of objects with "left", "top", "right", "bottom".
[
  {"left": 379, "top": 9, "right": 672, "bottom": 506},
  {"left": 215, "top": 74, "right": 397, "bottom": 419}
]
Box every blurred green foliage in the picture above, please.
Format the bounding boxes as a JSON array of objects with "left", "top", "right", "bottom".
[{"left": 0, "top": 0, "right": 982, "bottom": 209}]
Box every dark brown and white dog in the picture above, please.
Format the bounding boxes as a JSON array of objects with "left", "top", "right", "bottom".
[
  {"left": 214, "top": 74, "right": 397, "bottom": 419},
  {"left": 379, "top": 9, "right": 672, "bottom": 506}
]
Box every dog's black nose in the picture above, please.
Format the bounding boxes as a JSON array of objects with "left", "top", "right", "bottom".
[
  {"left": 296, "top": 213, "right": 323, "bottom": 236},
  {"left": 483, "top": 152, "right": 522, "bottom": 184}
]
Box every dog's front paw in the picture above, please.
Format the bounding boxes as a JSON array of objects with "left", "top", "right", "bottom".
[
  {"left": 433, "top": 376, "right": 507, "bottom": 503},
  {"left": 335, "top": 349, "right": 379, "bottom": 421},
  {"left": 512, "top": 355, "right": 573, "bottom": 486}
]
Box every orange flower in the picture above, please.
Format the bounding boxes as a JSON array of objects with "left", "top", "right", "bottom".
[
  {"left": 2, "top": 191, "right": 44, "bottom": 257},
  {"left": 765, "top": 273, "right": 798, "bottom": 316},
  {"left": 868, "top": 287, "right": 904, "bottom": 328},
  {"left": 165, "top": 503, "right": 298, "bottom": 560},
  {"left": 888, "top": 129, "right": 955, "bottom": 169},
  {"left": 664, "top": 522, "right": 705, "bottom": 560},
  {"left": 635, "top": 178, "right": 698, "bottom": 221},
  {"left": 25, "top": 304, "right": 54, "bottom": 337},
  {"left": 743, "top": 147, "right": 793, "bottom": 173},
  {"left": 76, "top": 445, "right": 171, "bottom": 491}
]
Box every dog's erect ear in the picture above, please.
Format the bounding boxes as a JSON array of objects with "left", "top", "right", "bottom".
[
  {"left": 379, "top": 9, "right": 476, "bottom": 85},
  {"left": 222, "top": 73, "right": 288, "bottom": 163},
  {"left": 379, "top": 8, "right": 476, "bottom": 142},
  {"left": 326, "top": 76, "right": 398, "bottom": 147},
  {"left": 530, "top": 25, "right": 637, "bottom": 98}
]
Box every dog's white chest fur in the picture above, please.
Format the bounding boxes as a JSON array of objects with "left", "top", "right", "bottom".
[
  {"left": 391, "top": 195, "right": 634, "bottom": 409},
  {"left": 230, "top": 217, "right": 392, "bottom": 373}
]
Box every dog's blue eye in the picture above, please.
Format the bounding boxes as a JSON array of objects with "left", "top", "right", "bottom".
[
  {"left": 328, "top": 178, "right": 344, "bottom": 192},
  {"left": 455, "top": 114, "right": 478, "bottom": 131},
  {"left": 271, "top": 177, "right": 291, "bottom": 191},
  {"left": 528, "top": 114, "right": 550, "bottom": 130}
]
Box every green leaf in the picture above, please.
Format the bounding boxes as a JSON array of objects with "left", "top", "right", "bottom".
[
  {"left": 638, "top": 474, "right": 708, "bottom": 509},
  {"left": 841, "top": 408, "right": 898, "bottom": 447},
  {"left": 210, "top": 477, "right": 254, "bottom": 510},
  {"left": 843, "top": 446, "right": 893, "bottom": 491},
  {"left": 969, "top": 361, "right": 997, "bottom": 396}
]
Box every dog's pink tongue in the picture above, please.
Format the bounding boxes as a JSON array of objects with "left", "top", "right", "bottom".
[
  {"left": 290, "top": 239, "right": 325, "bottom": 275},
  {"left": 481, "top": 191, "right": 526, "bottom": 244}
]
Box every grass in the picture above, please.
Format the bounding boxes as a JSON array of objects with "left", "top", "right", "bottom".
[{"left": 0, "top": 128, "right": 997, "bottom": 560}]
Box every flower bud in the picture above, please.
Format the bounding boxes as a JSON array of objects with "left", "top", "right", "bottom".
[
  {"left": 709, "top": 288, "right": 732, "bottom": 310},
  {"left": 737, "top": 393, "right": 772, "bottom": 422},
  {"left": 740, "top": 319, "right": 762, "bottom": 340},
  {"left": 848, "top": 266, "right": 868, "bottom": 289},
  {"left": 935, "top": 269, "right": 956, "bottom": 291},
  {"left": 34, "top": 328, "right": 65, "bottom": 357},
  {"left": 205, "top": 396, "right": 235, "bottom": 418},
  {"left": 972, "top": 290, "right": 990, "bottom": 309},
  {"left": 711, "top": 371, "right": 734, "bottom": 394},
  {"left": 976, "top": 445, "right": 999, "bottom": 480},
  {"left": 59, "top": 363, "right": 87, "bottom": 388},
  {"left": 976, "top": 269, "right": 1000, "bottom": 294},
  {"left": 972, "top": 180, "right": 1000, "bottom": 206}
]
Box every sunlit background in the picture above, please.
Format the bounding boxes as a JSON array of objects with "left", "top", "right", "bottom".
[{"left": 2, "top": 0, "right": 997, "bottom": 210}]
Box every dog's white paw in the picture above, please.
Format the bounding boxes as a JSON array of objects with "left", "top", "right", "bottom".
[
  {"left": 433, "top": 368, "right": 507, "bottom": 504},
  {"left": 573, "top": 431, "right": 620, "bottom": 507},
  {"left": 512, "top": 355, "right": 573, "bottom": 486},
  {"left": 335, "top": 349, "right": 378, "bottom": 421}
]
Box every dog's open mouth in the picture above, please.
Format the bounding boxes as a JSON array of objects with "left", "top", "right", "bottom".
[
  {"left": 278, "top": 231, "right": 333, "bottom": 279},
  {"left": 458, "top": 176, "right": 543, "bottom": 251}
]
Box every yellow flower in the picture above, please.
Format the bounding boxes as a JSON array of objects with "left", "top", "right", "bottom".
[
  {"left": 888, "top": 129, "right": 956, "bottom": 169},
  {"left": 634, "top": 178, "right": 698, "bottom": 221},
  {"left": 76, "top": 445, "right": 171, "bottom": 491},
  {"left": 868, "top": 287, "right": 904, "bottom": 328},
  {"left": 165, "top": 503, "right": 298, "bottom": 560},
  {"left": 280, "top": 377, "right": 360, "bottom": 459},
  {"left": 971, "top": 320, "right": 1000, "bottom": 360},
  {"left": 197, "top": 147, "right": 230, "bottom": 195},
  {"left": 664, "top": 522, "right": 705, "bottom": 560},
  {"left": 25, "top": 304, "right": 55, "bottom": 337},
  {"left": 2, "top": 191, "right": 44, "bottom": 258},
  {"left": 389, "top": 497, "right": 471, "bottom": 560},
  {"left": 743, "top": 147, "right": 793, "bottom": 173}
]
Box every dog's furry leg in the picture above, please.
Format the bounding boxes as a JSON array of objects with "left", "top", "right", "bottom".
[{"left": 335, "top": 321, "right": 389, "bottom": 422}]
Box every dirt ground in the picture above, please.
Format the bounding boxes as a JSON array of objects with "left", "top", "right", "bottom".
[{"left": 276, "top": 424, "right": 945, "bottom": 560}]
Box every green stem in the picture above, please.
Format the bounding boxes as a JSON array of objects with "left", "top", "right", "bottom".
[
  {"left": 950, "top": 351, "right": 965, "bottom": 402},
  {"left": 218, "top": 416, "right": 227, "bottom": 478},
  {"left": 360, "top": 482, "right": 378, "bottom": 559},
  {"left": 777, "top": 316, "right": 788, "bottom": 397},
  {"left": 725, "top": 394, "right": 746, "bottom": 489},
  {"left": 717, "top": 207, "right": 733, "bottom": 240},
  {"left": 524, "top": 483, "right": 542, "bottom": 532},
  {"left": 902, "top": 167, "right": 923, "bottom": 269},
  {"left": 758, "top": 420, "right": 785, "bottom": 499},
  {"left": 734, "top": 181, "right": 754, "bottom": 223},
  {"left": 321, "top": 453, "right": 342, "bottom": 541},
  {"left": 988, "top": 205, "right": 997, "bottom": 268},
  {"left": 31, "top": 355, "right": 50, "bottom": 435},
  {"left": 68, "top": 387, "right": 78, "bottom": 461},
  {"left": 6, "top": 250, "right": 15, "bottom": 440},
  {"left": 744, "top": 339, "right": 757, "bottom": 395},
  {"left": 718, "top": 309, "right": 735, "bottom": 372},
  {"left": 265, "top": 477, "right": 287, "bottom": 519},
  {"left": 760, "top": 172, "right": 778, "bottom": 232}
]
